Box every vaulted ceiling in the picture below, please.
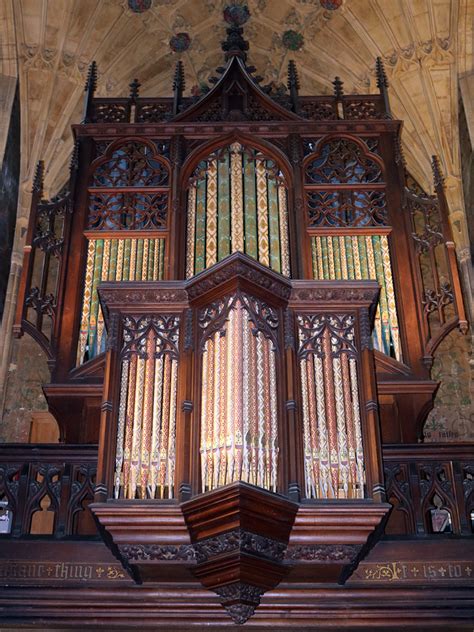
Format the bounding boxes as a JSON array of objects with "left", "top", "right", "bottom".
[{"left": 1, "top": 0, "right": 472, "bottom": 250}]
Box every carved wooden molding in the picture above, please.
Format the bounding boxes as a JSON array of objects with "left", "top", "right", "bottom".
[
  {"left": 119, "top": 544, "right": 195, "bottom": 562},
  {"left": 193, "top": 528, "right": 287, "bottom": 564},
  {"left": 186, "top": 252, "right": 292, "bottom": 301},
  {"left": 285, "top": 543, "right": 362, "bottom": 562}
]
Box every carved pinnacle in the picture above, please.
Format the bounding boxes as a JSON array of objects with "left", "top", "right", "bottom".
[
  {"left": 173, "top": 61, "right": 185, "bottom": 115},
  {"left": 431, "top": 155, "right": 445, "bottom": 190},
  {"left": 393, "top": 133, "right": 406, "bottom": 168},
  {"left": 287, "top": 60, "right": 300, "bottom": 114},
  {"left": 375, "top": 57, "right": 388, "bottom": 90},
  {"left": 33, "top": 160, "right": 44, "bottom": 195},
  {"left": 84, "top": 60, "right": 98, "bottom": 94},
  {"left": 287, "top": 60, "right": 300, "bottom": 91},
  {"left": 173, "top": 60, "right": 185, "bottom": 93},
  {"left": 69, "top": 139, "right": 80, "bottom": 174},
  {"left": 333, "top": 76, "right": 344, "bottom": 99},
  {"left": 129, "top": 78, "right": 141, "bottom": 100}
]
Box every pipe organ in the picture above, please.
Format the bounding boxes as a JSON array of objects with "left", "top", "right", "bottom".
[{"left": 4, "top": 10, "right": 471, "bottom": 629}]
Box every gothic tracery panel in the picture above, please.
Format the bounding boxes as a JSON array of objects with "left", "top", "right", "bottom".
[
  {"left": 304, "top": 138, "right": 383, "bottom": 185},
  {"left": 304, "top": 136, "right": 402, "bottom": 362}
]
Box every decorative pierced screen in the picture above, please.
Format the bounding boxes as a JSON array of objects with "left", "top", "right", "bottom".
[
  {"left": 297, "top": 314, "right": 365, "bottom": 499},
  {"left": 407, "top": 188, "right": 456, "bottom": 340},
  {"left": 77, "top": 238, "right": 165, "bottom": 364},
  {"left": 310, "top": 235, "right": 401, "bottom": 360},
  {"left": 114, "top": 315, "right": 180, "bottom": 499},
  {"left": 199, "top": 295, "right": 279, "bottom": 492},
  {"left": 186, "top": 142, "right": 290, "bottom": 278},
  {"left": 304, "top": 138, "right": 383, "bottom": 186},
  {"left": 88, "top": 141, "right": 169, "bottom": 231}
]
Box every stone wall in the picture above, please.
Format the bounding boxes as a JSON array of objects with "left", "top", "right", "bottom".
[
  {"left": 423, "top": 329, "right": 473, "bottom": 442},
  {"left": 0, "top": 80, "right": 19, "bottom": 319},
  {"left": 0, "top": 336, "right": 49, "bottom": 443}
]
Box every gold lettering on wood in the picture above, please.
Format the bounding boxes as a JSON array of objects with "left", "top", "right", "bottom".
[
  {"left": 0, "top": 561, "right": 126, "bottom": 581},
  {"left": 359, "top": 562, "right": 473, "bottom": 582}
]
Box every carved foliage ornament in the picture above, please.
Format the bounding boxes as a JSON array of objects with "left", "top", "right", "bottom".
[
  {"left": 99, "top": 287, "right": 187, "bottom": 307},
  {"left": 121, "top": 314, "right": 180, "bottom": 361},
  {"left": 297, "top": 313, "right": 357, "bottom": 359},
  {"left": 291, "top": 286, "right": 377, "bottom": 304},
  {"left": 215, "top": 582, "right": 265, "bottom": 624},
  {"left": 285, "top": 543, "right": 361, "bottom": 561},
  {"left": 119, "top": 543, "right": 195, "bottom": 562},
  {"left": 193, "top": 528, "right": 287, "bottom": 564},
  {"left": 198, "top": 292, "right": 279, "bottom": 350}
]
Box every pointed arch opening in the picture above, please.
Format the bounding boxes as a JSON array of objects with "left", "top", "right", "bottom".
[{"left": 185, "top": 141, "right": 291, "bottom": 278}]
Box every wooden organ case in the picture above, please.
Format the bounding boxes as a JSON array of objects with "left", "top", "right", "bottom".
[{"left": 3, "top": 15, "right": 473, "bottom": 630}]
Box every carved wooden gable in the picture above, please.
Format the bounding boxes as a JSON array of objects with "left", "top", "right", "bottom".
[{"left": 175, "top": 56, "right": 299, "bottom": 124}]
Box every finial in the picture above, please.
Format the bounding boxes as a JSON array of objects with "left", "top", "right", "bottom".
[
  {"left": 287, "top": 60, "right": 300, "bottom": 114},
  {"left": 222, "top": 4, "right": 250, "bottom": 62},
  {"left": 129, "top": 78, "right": 141, "bottom": 100},
  {"left": 375, "top": 57, "right": 388, "bottom": 90},
  {"left": 83, "top": 61, "right": 98, "bottom": 123},
  {"left": 222, "top": 25, "right": 249, "bottom": 61},
  {"left": 287, "top": 60, "right": 300, "bottom": 91},
  {"left": 333, "top": 76, "right": 344, "bottom": 99},
  {"left": 431, "top": 155, "right": 445, "bottom": 190},
  {"left": 33, "top": 160, "right": 44, "bottom": 195},
  {"left": 173, "top": 60, "right": 185, "bottom": 92},
  {"left": 173, "top": 61, "right": 185, "bottom": 115},
  {"left": 375, "top": 57, "right": 391, "bottom": 116},
  {"left": 84, "top": 60, "right": 98, "bottom": 94}
]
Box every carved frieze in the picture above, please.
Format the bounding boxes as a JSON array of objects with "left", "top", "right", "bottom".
[
  {"left": 285, "top": 543, "right": 362, "bottom": 562},
  {"left": 193, "top": 528, "right": 287, "bottom": 564},
  {"left": 119, "top": 544, "right": 195, "bottom": 562},
  {"left": 291, "top": 285, "right": 379, "bottom": 305}
]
